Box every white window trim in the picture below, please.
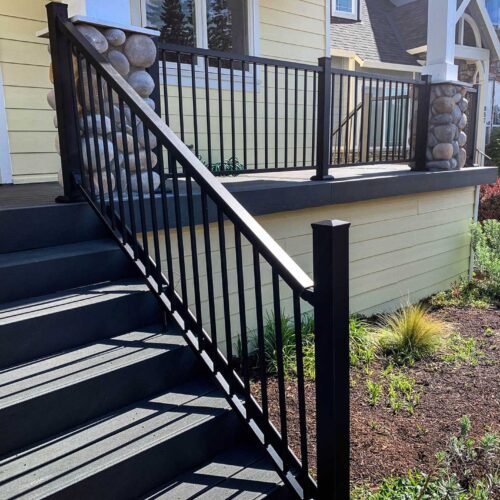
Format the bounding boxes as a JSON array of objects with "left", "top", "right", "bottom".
[
  {"left": 332, "top": 0, "right": 358, "bottom": 20},
  {"left": 139, "top": 0, "right": 259, "bottom": 90},
  {"left": 138, "top": 0, "right": 258, "bottom": 56}
]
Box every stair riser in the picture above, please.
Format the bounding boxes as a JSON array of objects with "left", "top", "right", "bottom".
[
  {"left": 0, "top": 292, "right": 162, "bottom": 370},
  {"left": 50, "top": 411, "right": 242, "bottom": 500},
  {"left": 0, "top": 248, "right": 135, "bottom": 303},
  {"left": 0, "top": 204, "right": 107, "bottom": 254},
  {"left": 0, "top": 346, "right": 201, "bottom": 456}
]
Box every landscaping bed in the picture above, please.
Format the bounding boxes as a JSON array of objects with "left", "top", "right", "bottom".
[
  {"left": 247, "top": 219, "right": 499, "bottom": 497},
  {"left": 260, "top": 305, "right": 499, "bottom": 490}
]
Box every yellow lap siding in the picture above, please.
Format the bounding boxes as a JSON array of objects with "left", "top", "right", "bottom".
[
  {"left": 0, "top": 2, "right": 56, "bottom": 184},
  {"left": 148, "top": 187, "right": 475, "bottom": 343}
]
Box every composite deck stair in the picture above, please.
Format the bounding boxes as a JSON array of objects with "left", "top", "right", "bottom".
[{"left": 0, "top": 203, "right": 290, "bottom": 499}]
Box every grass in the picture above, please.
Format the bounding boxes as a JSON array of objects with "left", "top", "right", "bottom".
[
  {"left": 352, "top": 417, "right": 500, "bottom": 499},
  {"left": 245, "top": 310, "right": 314, "bottom": 379},
  {"left": 366, "top": 379, "right": 383, "bottom": 407},
  {"left": 246, "top": 313, "right": 378, "bottom": 380},
  {"left": 376, "top": 303, "right": 448, "bottom": 365},
  {"left": 350, "top": 316, "right": 377, "bottom": 367}
]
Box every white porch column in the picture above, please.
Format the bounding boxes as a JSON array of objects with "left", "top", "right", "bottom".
[{"left": 424, "top": 0, "right": 459, "bottom": 82}]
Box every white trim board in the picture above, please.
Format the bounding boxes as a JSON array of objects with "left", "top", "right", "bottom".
[{"left": 0, "top": 66, "right": 13, "bottom": 185}]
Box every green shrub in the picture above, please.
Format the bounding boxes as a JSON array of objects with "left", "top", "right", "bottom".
[
  {"left": 377, "top": 304, "right": 447, "bottom": 365},
  {"left": 246, "top": 311, "right": 314, "bottom": 378},
  {"left": 471, "top": 219, "right": 500, "bottom": 300},
  {"left": 429, "top": 278, "right": 492, "bottom": 309}
]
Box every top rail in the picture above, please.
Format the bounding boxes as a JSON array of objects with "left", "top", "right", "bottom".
[
  {"left": 157, "top": 41, "right": 323, "bottom": 73},
  {"left": 331, "top": 66, "right": 426, "bottom": 86},
  {"left": 61, "top": 19, "right": 314, "bottom": 298}
]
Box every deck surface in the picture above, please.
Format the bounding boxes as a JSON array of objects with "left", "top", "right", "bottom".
[
  {"left": 0, "top": 165, "right": 410, "bottom": 210},
  {"left": 0, "top": 183, "right": 63, "bottom": 209}
]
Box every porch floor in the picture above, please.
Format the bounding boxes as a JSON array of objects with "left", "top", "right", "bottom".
[{"left": 0, "top": 164, "right": 410, "bottom": 209}]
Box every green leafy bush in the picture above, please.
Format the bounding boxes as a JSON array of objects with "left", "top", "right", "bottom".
[
  {"left": 471, "top": 219, "right": 500, "bottom": 300},
  {"left": 376, "top": 304, "right": 447, "bottom": 365}
]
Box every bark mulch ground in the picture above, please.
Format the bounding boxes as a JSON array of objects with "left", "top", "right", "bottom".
[{"left": 258, "top": 305, "right": 500, "bottom": 489}]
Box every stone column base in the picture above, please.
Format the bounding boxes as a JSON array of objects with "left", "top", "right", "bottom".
[{"left": 424, "top": 81, "right": 470, "bottom": 171}]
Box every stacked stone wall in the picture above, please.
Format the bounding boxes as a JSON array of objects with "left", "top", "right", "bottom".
[
  {"left": 47, "top": 23, "right": 160, "bottom": 195},
  {"left": 426, "top": 83, "right": 470, "bottom": 171}
]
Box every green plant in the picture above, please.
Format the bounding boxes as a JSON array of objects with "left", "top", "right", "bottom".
[
  {"left": 349, "top": 316, "right": 377, "bottom": 367},
  {"left": 366, "top": 379, "right": 383, "bottom": 407},
  {"left": 442, "top": 333, "right": 482, "bottom": 366},
  {"left": 471, "top": 219, "right": 500, "bottom": 301},
  {"left": 195, "top": 152, "right": 246, "bottom": 175},
  {"left": 386, "top": 370, "right": 421, "bottom": 415},
  {"left": 377, "top": 304, "right": 447, "bottom": 365},
  {"left": 429, "top": 278, "right": 492, "bottom": 309},
  {"left": 246, "top": 311, "right": 314, "bottom": 379},
  {"left": 353, "top": 419, "right": 500, "bottom": 499}
]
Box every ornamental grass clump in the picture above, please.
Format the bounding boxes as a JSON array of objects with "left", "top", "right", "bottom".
[{"left": 377, "top": 304, "right": 447, "bottom": 365}]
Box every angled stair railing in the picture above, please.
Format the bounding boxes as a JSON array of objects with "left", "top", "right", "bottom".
[{"left": 48, "top": 4, "right": 350, "bottom": 499}]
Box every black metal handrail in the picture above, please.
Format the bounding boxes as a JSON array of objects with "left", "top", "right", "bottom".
[
  {"left": 48, "top": 3, "right": 350, "bottom": 499},
  {"left": 153, "top": 41, "right": 429, "bottom": 180}
]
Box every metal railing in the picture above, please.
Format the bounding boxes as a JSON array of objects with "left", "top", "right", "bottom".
[
  {"left": 47, "top": 3, "right": 350, "bottom": 498},
  {"left": 156, "top": 42, "right": 322, "bottom": 175},
  {"left": 153, "top": 43, "right": 429, "bottom": 179},
  {"left": 328, "top": 69, "right": 426, "bottom": 167}
]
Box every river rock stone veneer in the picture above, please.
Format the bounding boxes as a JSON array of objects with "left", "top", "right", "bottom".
[
  {"left": 48, "top": 23, "right": 161, "bottom": 195},
  {"left": 426, "top": 83, "right": 470, "bottom": 171}
]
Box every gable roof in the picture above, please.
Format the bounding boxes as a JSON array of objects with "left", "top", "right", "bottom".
[
  {"left": 332, "top": 0, "right": 500, "bottom": 66},
  {"left": 331, "top": 0, "right": 421, "bottom": 66}
]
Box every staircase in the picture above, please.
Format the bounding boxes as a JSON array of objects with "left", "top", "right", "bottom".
[{"left": 0, "top": 203, "right": 289, "bottom": 499}]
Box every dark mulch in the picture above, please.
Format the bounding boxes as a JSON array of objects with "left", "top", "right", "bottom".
[{"left": 257, "top": 306, "right": 500, "bottom": 488}]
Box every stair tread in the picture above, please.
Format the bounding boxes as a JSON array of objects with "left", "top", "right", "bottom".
[
  {"left": 0, "top": 239, "right": 119, "bottom": 269},
  {"left": 0, "top": 278, "right": 150, "bottom": 325},
  {"left": 145, "top": 445, "right": 284, "bottom": 500},
  {"left": 0, "top": 378, "right": 227, "bottom": 499},
  {"left": 0, "top": 324, "right": 185, "bottom": 409}
]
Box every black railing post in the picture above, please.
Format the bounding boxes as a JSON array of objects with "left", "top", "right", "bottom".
[
  {"left": 46, "top": 2, "right": 82, "bottom": 202},
  {"left": 312, "top": 219, "right": 350, "bottom": 499},
  {"left": 413, "top": 74, "right": 431, "bottom": 171},
  {"left": 311, "top": 57, "right": 334, "bottom": 181}
]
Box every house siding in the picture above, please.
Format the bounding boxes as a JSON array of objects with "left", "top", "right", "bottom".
[
  {"left": 0, "top": 1, "right": 56, "bottom": 184},
  {"left": 150, "top": 186, "right": 474, "bottom": 347},
  {"left": 0, "top": 0, "right": 327, "bottom": 183}
]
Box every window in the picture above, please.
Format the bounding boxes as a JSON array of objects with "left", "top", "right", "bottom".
[
  {"left": 332, "top": 0, "right": 358, "bottom": 20},
  {"left": 145, "top": 0, "right": 249, "bottom": 54}
]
